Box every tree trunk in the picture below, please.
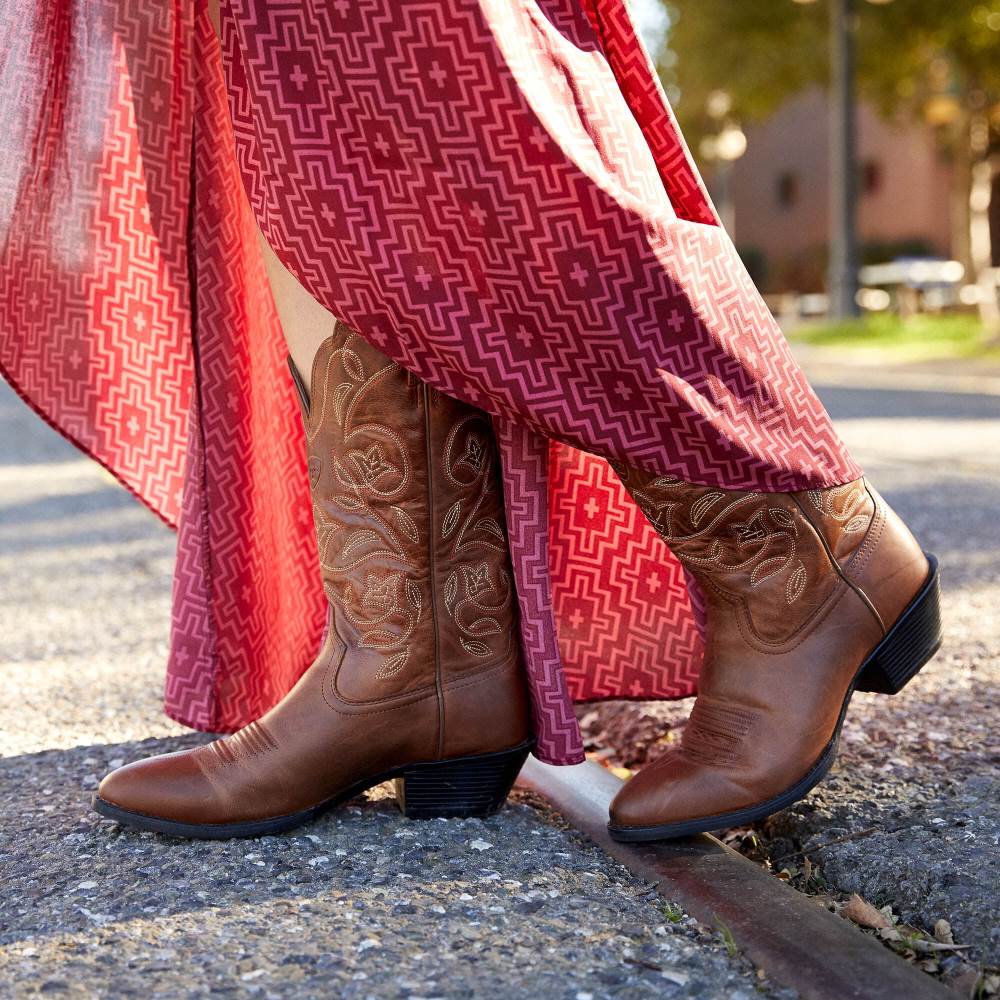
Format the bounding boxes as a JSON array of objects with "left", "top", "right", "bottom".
[
  {"left": 950, "top": 112, "right": 973, "bottom": 275},
  {"left": 968, "top": 113, "right": 1000, "bottom": 336}
]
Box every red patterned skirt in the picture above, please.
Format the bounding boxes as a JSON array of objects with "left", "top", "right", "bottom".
[{"left": 0, "top": 0, "right": 858, "bottom": 764}]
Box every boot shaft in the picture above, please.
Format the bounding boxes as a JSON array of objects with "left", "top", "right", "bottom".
[
  {"left": 611, "top": 466, "right": 858, "bottom": 646},
  {"left": 612, "top": 465, "right": 925, "bottom": 649},
  {"left": 293, "top": 324, "right": 519, "bottom": 704}
]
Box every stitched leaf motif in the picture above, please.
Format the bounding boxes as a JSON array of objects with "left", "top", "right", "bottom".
[
  {"left": 475, "top": 517, "right": 504, "bottom": 540},
  {"left": 342, "top": 529, "right": 381, "bottom": 558},
  {"left": 331, "top": 494, "right": 364, "bottom": 510},
  {"left": 442, "top": 501, "right": 461, "bottom": 539},
  {"left": 405, "top": 580, "right": 422, "bottom": 615},
  {"left": 375, "top": 651, "right": 408, "bottom": 679},
  {"left": 690, "top": 491, "right": 724, "bottom": 526},
  {"left": 785, "top": 562, "right": 807, "bottom": 605},
  {"left": 461, "top": 638, "right": 492, "bottom": 657},
  {"left": 362, "top": 629, "right": 404, "bottom": 649},
  {"left": 393, "top": 505, "right": 419, "bottom": 543},
  {"left": 769, "top": 507, "right": 796, "bottom": 529},
  {"left": 444, "top": 572, "right": 458, "bottom": 614},
  {"left": 333, "top": 382, "right": 353, "bottom": 425},
  {"left": 750, "top": 554, "right": 790, "bottom": 588},
  {"left": 342, "top": 348, "right": 365, "bottom": 382},
  {"left": 466, "top": 616, "right": 502, "bottom": 636}
]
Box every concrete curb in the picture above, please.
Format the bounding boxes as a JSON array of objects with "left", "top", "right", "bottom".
[{"left": 519, "top": 757, "right": 953, "bottom": 1000}]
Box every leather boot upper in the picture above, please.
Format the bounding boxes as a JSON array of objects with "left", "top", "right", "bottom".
[
  {"left": 608, "top": 469, "right": 928, "bottom": 831},
  {"left": 98, "top": 324, "right": 530, "bottom": 825}
]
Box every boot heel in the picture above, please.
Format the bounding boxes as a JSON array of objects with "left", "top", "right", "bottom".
[
  {"left": 855, "top": 554, "right": 941, "bottom": 694},
  {"left": 395, "top": 742, "right": 532, "bottom": 819}
]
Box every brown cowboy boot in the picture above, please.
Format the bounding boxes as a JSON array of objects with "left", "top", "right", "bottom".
[
  {"left": 94, "top": 324, "right": 532, "bottom": 838},
  {"left": 607, "top": 470, "right": 941, "bottom": 841}
]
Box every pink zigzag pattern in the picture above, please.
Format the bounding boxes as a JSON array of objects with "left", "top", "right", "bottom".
[
  {"left": 167, "top": 10, "right": 327, "bottom": 732},
  {"left": 495, "top": 421, "right": 585, "bottom": 764},
  {"left": 217, "top": 0, "right": 858, "bottom": 760},
  {"left": 1, "top": 0, "right": 859, "bottom": 764},
  {"left": 549, "top": 442, "right": 705, "bottom": 704}
]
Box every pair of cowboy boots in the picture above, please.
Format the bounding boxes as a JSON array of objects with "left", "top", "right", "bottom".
[{"left": 95, "top": 326, "right": 940, "bottom": 840}]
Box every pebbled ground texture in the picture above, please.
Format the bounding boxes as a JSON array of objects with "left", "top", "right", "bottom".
[{"left": 0, "top": 381, "right": 792, "bottom": 1000}]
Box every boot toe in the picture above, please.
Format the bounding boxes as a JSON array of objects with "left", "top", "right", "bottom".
[
  {"left": 608, "top": 752, "right": 689, "bottom": 831},
  {"left": 609, "top": 752, "right": 755, "bottom": 834},
  {"left": 96, "top": 749, "right": 217, "bottom": 825}
]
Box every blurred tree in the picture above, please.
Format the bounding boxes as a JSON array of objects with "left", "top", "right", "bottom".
[{"left": 659, "top": 0, "right": 1000, "bottom": 330}]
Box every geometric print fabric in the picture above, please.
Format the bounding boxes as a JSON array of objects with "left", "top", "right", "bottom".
[{"left": 0, "top": 0, "right": 858, "bottom": 764}]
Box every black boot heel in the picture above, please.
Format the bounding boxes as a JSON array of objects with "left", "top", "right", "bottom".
[
  {"left": 855, "top": 554, "right": 942, "bottom": 694},
  {"left": 395, "top": 742, "right": 532, "bottom": 819}
]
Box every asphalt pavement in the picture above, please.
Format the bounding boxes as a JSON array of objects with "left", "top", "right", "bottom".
[
  {"left": 0, "top": 381, "right": 787, "bottom": 1000},
  {"left": 2, "top": 362, "right": 997, "bottom": 997}
]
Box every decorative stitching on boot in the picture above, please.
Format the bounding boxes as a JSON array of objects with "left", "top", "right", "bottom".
[
  {"left": 629, "top": 479, "right": 804, "bottom": 601},
  {"left": 309, "top": 335, "right": 424, "bottom": 682},
  {"left": 681, "top": 700, "right": 756, "bottom": 767},
  {"left": 615, "top": 470, "right": 867, "bottom": 648},
  {"left": 440, "top": 413, "right": 514, "bottom": 662},
  {"left": 846, "top": 490, "right": 886, "bottom": 576},
  {"left": 209, "top": 721, "right": 279, "bottom": 766}
]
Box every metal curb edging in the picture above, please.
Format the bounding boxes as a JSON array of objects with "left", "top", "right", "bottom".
[{"left": 518, "top": 757, "right": 952, "bottom": 1000}]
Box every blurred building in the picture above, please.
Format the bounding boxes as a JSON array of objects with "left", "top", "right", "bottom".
[{"left": 725, "top": 88, "right": 959, "bottom": 294}]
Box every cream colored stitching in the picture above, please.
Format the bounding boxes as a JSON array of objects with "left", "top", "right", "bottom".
[
  {"left": 623, "top": 473, "right": 809, "bottom": 620},
  {"left": 311, "top": 340, "right": 420, "bottom": 680},
  {"left": 440, "top": 414, "right": 512, "bottom": 659}
]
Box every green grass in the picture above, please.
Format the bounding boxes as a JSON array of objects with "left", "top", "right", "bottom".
[
  {"left": 786, "top": 314, "right": 1000, "bottom": 364},
  {"left": 714, "top": 916, "right": 738, "bottom": 958}
]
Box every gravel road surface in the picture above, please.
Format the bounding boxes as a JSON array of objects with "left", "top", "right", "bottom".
[{"left": 0, "top": 383, "right": 789, "bottom": 1000}]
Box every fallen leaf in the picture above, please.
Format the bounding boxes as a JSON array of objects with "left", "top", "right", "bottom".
[
  {"left": 914, "top": 940, "right": 972, "bottom": 953},
  {"left": 839, "top": 893, "right": 892, "bottom": 929}
]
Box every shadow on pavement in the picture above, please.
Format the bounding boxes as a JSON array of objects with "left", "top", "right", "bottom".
[
  {"left": 873, "top": 481, "right": 999, "bottom": 589},
  {"left": 0, "top": 734, "right": 546, "bottom": 948}
]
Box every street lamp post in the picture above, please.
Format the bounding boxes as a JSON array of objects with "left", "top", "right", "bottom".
[
  {"left": 796, "top": 0, "right": 893, "bottom": 318},
  {"left": 828, "top": 0, "right": 860, "bottom": 319}
]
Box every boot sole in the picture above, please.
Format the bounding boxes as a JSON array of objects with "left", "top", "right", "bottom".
[
  {"left": 608, "top": 554, "right": 942, "bottom": 843},
  {"left": 92, "top": 740, "right": 533, "bottom": 840}
]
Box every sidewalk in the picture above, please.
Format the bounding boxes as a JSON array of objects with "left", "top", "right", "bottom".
[
  {"left": 788, "top": 341, "right": 1000, "bottom": 397},
  {"left": 0, "top": 382, "right": 788, "bottom": 1000}
]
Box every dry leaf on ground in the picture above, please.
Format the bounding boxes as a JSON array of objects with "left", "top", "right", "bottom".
[{"left": 839, "top": 893, "right": 892, "bottom": 929}]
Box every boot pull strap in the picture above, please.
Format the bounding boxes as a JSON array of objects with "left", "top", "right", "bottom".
[{"left": 287, "top": 355, "right": 311, "bottom": 417}]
